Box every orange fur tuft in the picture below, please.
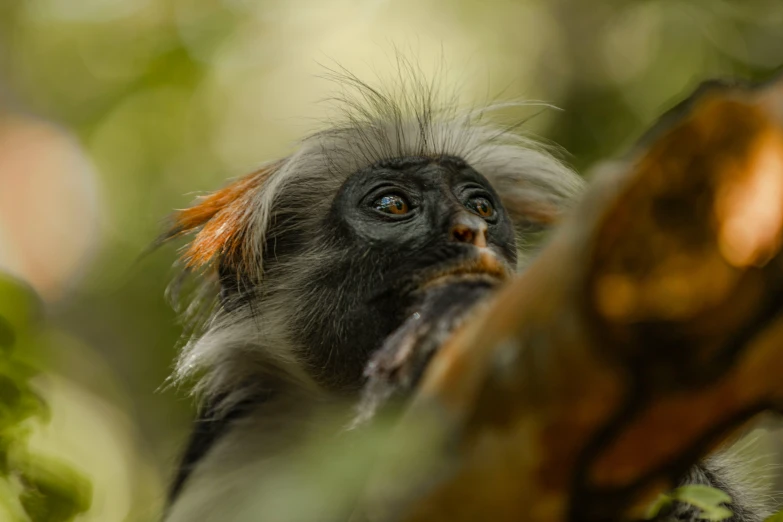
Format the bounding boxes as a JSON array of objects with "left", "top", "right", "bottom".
[{"left": 164, "top": 162, "right": 281, "bottom": 271}]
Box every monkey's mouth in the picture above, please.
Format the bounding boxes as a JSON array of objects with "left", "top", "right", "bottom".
[{"left": 420, "top": 249, "right": 512, "bottom": 290}]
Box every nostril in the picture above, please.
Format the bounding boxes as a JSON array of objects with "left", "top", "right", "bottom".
[{"left": 450, "top": 224, "right": 475, "bottom": 244}]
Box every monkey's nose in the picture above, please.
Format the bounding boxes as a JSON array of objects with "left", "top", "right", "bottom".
[{"left": 449, "top": 213, "right": 488, "bottom": 248}]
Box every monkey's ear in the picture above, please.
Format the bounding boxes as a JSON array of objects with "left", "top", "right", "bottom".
[
  {"left": 499, "top": 193, "right": 569, "bottom": 231},
  {"left": 157, "top": 161, "right": 284, "bottom": 276},
  {"left": 491, "top": 173, "right": 586, "bottom": 235}
]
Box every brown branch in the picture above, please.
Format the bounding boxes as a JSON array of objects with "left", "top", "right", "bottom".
[{"left": 358, "top": 75, "right": 783, "bottom": 522}]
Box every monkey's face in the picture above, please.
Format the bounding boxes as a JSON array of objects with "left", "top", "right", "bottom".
[
  {"left": 291, "top": 155, "right": 517, "bottom": 390},
  {"left": 335, "top": 155, "right": 517, "bottom": 287}
]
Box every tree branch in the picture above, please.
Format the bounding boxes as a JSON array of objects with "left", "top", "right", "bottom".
[{"left": 358, "top": 74, "right": 783, "bottom": 522}]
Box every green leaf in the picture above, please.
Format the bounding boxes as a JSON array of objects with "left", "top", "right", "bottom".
[
  {"left": 17, "top": 454, "right": 93, "bottom": 522},
  {"left": 671, "top": 484, "right": 733, "bottom": 522},
  {"left": 0, "top": 277, "right": 42, "bottom": 337},
  {"left": 0, "top": 276, "right": 92, "bottom": 521},
  {"left": 673, "top": 484, "right": 732, "bottom": 506},
  {"left": 0, "top": 476, "right": 32, "bottom": 522},
  {"left": 0, "top": 316, "right": 15, "bottom": 353},
  {"left": 645, "top": 493, "right": 674, "bottom": 519},
  {"left": 699, "top": 506, "right": 734, "bottom": 521}
]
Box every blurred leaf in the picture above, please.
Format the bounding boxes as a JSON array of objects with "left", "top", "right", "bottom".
[
  {"left": 17, "top": 454, "right": 93, "bottom": 522},
  {"left": 0, "top": 316, "right": 15, "bottom": 353},
  {"left": 0, "top": 277, "right": 91, "bottom": 521},
  {"left": 645, "top": 484, "right": 736, "bottom": 521},
  {"left": 672, "top": 484, "right": 732, "bottom": 507},
  {"left": 671, "top": 485, "right": 734, "bottom": 522},
  {"left": 645, "top": 492, "right": 674, "bottom": 519},
  {"left": 0, "top": 276, "right": 41, "bottom": 338},
  {"left": 0, "top": 476, "right": 31, "bottom": 522}
]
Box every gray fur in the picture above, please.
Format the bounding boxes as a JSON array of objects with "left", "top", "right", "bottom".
[
  {"left": 163, "top": 70, "right": 774, "bottom": 522},
  {"left": 163, "top": 71, "right": 583, "bottom": 520},
  {"left": 665, "top": 435, "right": 778, "bottom": 522},
  {"left": 168, "top": 72, "right": 583, "bottom": 414}
]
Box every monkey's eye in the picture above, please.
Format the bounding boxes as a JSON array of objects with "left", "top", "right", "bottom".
[
  {"left": 466, "top": 196, "right": 495, "bottom": 219},
  {"left": 373, "top": 194, "right": 410, "bottom": 216}
]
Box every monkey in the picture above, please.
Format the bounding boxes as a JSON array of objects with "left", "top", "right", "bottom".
[{"left": 157, "top": 72, "right": 776, "bottom": 522}]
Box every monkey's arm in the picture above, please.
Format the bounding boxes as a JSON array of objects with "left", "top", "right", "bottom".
[
  {"left": 357, "top": 280, "right": 496, "bottom": 425},
  {"left": 355, "top": 75, "right": 783, "bottom": 522}
]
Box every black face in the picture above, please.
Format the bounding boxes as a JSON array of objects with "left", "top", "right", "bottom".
[{"left": 292, "top": 155, "right": 517, "bottom": 390}]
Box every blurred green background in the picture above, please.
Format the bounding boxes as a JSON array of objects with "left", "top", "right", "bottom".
[{"left": 0, "top": 0, "right": 781, "bottom": 520}]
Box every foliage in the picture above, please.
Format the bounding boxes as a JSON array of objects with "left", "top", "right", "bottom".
[
  {"left": 0, "top": 277, "right": 92, "bottom": 522},
  {"left": 646, "top": 485, "right": 733, "bottom": 521}
]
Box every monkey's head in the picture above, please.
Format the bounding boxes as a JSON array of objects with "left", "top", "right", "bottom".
[
  {"left": 280, "top": 154, "right": 519, "bottom": 389},
  {"left": 160, "top": 79, "right": 584, "bottom": 402}
]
